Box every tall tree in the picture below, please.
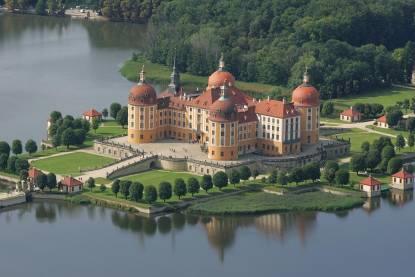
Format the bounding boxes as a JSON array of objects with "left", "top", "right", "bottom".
[
  {"left": 111, "top": 180, "right": 120, "bottom": 198},
  {"left": 187, "top": 177, "right": 200, "bottom": 196},
  {"left": 25, "top": 139, "right": 38, "bottom": 156},
  {"left": 201, "top": 175, "right": 213, "bottom": 193},
  {"left": 11, "top": 140, "right": 22, "bottom": 156},
  {"left": 116, "top": 106, "right": 128, "bottom": 128},
  {"left": 174, "top": 178, "right": 187, "bottom": 199},
  {"left": 110, "top": 103, "right": 122, "bottom": 119},
  {"left": 158, "top": 182, "right": 172, "bottom": 202},
  {"left": 213, "top": 171, "right": 228, "bottom": 191}
]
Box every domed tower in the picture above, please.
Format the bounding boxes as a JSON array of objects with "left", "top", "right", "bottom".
[
  {"left": 128, "top": 65, "right": 158, "bottom": 144},
  {"left": 292, "top": 68, "right": 320, "bottom": 145},
  {"left": 207, "top": 81, "right": 238, "bottom": 161},
  {"left": 208, "top": 53, "right": 236, "bottom": 88}
]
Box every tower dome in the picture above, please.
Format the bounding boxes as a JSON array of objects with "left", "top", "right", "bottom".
[
  {"left": 292, "top": 68, "right": 320, "bottom": 107},
  {"left": 208, "top": 53, "right": 236, "bottom": 88},
  {"left": 128, "top": 65, "right": 157, "bottom": 105},
  {"left": 209, "top": 81, "right": 237, "bottom": 122}
]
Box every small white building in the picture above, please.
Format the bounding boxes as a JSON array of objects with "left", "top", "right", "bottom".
[
  {"left": 59, "top": 176, "right": 83, "bottom": 194},
  {"left": 340, "top": 106, "right": 362, "bottom": 122},
  {"left": 376, "top": 115, "right": 389, "bottom": 128},
  {"left": 391, "top": 169, "right": 413, "bottom": 190},
  {"left": 82, "top": 109, "right": 102, "bottom": 123},
  {"left": 359, "top": 175, "right": 381, "bottom": 197}
]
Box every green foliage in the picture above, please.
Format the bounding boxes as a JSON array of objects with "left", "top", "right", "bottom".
[
  {"left": 408, "top": 133, "right": 415, "bottom": 148},
  {"left": 174, "top": 178, "right": 187, "bottom": 199},
  {"left": 11, "top": 140, "right": 22, "bottom": 155},
  {"left": 158, "top": 181, "right": 172, "bottom": 202},
  {"left": 303, "top": 162, "right": 321, "bottom": 181},
  {"left": 120, "top": 180, "right": 131, "bottom": 199},
  {"left": 323, "top": 160, "right": 339, "bottom": 184},
  {"left": 350, "top": 154, "right": 366, "bottom": 174},
  {"left": 116, "top": 106, "right": 128, "bottom": 128},
  {"left": 361, "top": 141, "right": 370, "bottom": 152},
  {"left": 111, "top": 179, "right": 120, "bottom": 198},
  {"left": 129, "top": 182, "right": 144, "bottom": 201},
  {"left": 335, "top": 169, "right": 350, "bottom": 186},
  {"left": 321, "top": 101, "right": 334, "bottom": 116},
  {"left": 144, "top": 185, "right": 158, "bottom": 204},
  {"left": 0, "top": 141, "right": 11, "bottom": 157},
  {"left": 387, "top": 157, "right": 403, "bottom": 175},
  {"left": 228, "top": 170, "right": 241, "bottom": 186},
  {"left": 100, "top": 184, "right": 107, "bottom": 192},
  {"left": 92, "top": 118, "right": 100, "bottom": 133},
  {"left": 86, "top": 177, "right": 95, "bottom": 191},
  {"left": 102, "top": 108, "right": 109, "bottom": 118},
  {"left": 252, "top": 168, "right": 259, "bottom": 179},
  {"left": 36, "top": 173, "right": 47, "bottom": 191},
  {"left": 386, "top": 110, "right": 403, "bottom": 126},
  {"left": 239, "top": 166, "right": 251, "bottom": 181},
  {"left": 268, "top": 169, "right": 278, "bottom": 184},
  {"left": 365, "top": 150, "right": 381, "bottom": 171},
  {"left": 213, "top": 171, "right": 228, "bottom": 190},
  {"left": 395, "top": 134, "right": 405, "bottom": 151},
  {"left": 201, "top": 175, "right": 213, "bottom": 193},
  {"left": 354, "top": 103, "right": 384, "bottom": 119},
  {"left": 290, "top": 168, "right": 305, "bottom": 185},
  {"left": 187, "top": 177, "right": 200, "bottom": 196},
  {"left": 61, "top": 128, "right": 76, "bottom": 149},
  {"left": 0, "top": 154, "right": 8, "bottom": 170},
  {"left": 277, "top": 171, "right": 288, "bottom": 186},
  {"left": 35, "top": 0, "right": 47, "bottom": 15},
  {"left": 110, "top": 103, "right": 121, "bottom": 119},
  {"left": 381, "top": 146, "right": 395, "bottom": 161},
  {"left": 47, "top": 173, "right": 57, "bottom": 191},
  {"left": 7, "top": 156, "right": 17, "bottom": 172}
]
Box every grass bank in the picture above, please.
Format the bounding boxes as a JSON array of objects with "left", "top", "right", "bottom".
[
  {"left": 120, "top": 57, "right": 288, "bottom": 97},
  {"left": 188, "top": 191, "right": 364, "bottom": 215}
]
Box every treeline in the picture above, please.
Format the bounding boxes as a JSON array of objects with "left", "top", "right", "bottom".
[
  {"left": 101, "top": 0, "right": 161, "bottom": 22},
  {"left": 142, "top": 0, "right": 415, "bottom": 99},
  {"left": 0, "top": 139, "right": 38, "bottom": 179},
  {"left": 5, "top": 0, "right": 65, "bottom": 15}
]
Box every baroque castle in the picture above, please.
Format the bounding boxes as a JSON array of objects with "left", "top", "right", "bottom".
[{"left": 127, "top": 56, "right": 320, "bottom": 161}]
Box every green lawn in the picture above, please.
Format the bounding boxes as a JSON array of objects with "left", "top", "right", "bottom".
[
  {"left": 330, "top": 87, "right": 415, "bottom": 110},
  {"left": 120, "top": 170, "right": 202, "bottom": 187},
  {"left": 329, "top": 129, "right": 385, "bottom": 153},
  {"left": 366, "top": 125, "right": 408, "bottom": 137},
  {"left": 188, "top": 191, "right": 364, "bottom": 215},
  {"left": 31, "top": 152, "right": 115, "bottom": 176},
  {"left": 120, "top": 57, "right": 288, "bottom": 97},
  {"left": 339, "top": 163, "right": 390, "bottom": 187}
]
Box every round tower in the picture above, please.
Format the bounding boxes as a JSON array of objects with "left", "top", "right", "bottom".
[
  {"left": 292, "top": 68, "right": 320, "bottom": 145},
  {"left": 207, "top": 81, "right": 238, "bottom": 161},
  {"left": 128, "top": 65, "right": 158, "bottom": 144}
]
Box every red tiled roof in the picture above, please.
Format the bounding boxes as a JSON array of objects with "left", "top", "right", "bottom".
[
  {"left": 83, "top": 109, "right": 102, "bottom": 117},
  {"left": 341, "top": 108, "right": 361, "bottom": 117},
  {"left": 292, "top": 84, "right": 320, "bottom": 107},
  {"left": 237, "top": 106, "right": 258, "bottom": 123},
  {"left": 392, "top": 169, "right": 413, "bottom": 179},
  {"left": 61, "top": 176, "right": 83, "bottom": 187},
  {"left": 360, "top": 176, "right": 381, "bottom": 186},
  {"left": 377, "top": 115, "right": 387, "bottom": 123},
  {"left": 28, "top": 168, "right": 42, "bottom": 179},
  {"left": 255, "top": 99, "right": 299, "bottom": 118}
]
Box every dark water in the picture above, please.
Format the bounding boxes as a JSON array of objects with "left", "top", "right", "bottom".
[
  {"left": 0, "top": 189, "right": 414, "bottom": 277},
  {"left": 0, "top": 13, "right": 147, "bottom": 143}
]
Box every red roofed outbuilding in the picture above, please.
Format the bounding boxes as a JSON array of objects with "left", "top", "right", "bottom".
[
  {"left": 391, "top": 169, "right": 413, "bottom": 190},
  {"left": 82, "top": 109, "right": 102, "bottom": 123},
  {"left": 376, "top": 115, "right": 389, "bottom": 128},
  {"left": 359, "top": 175, "right": 381, "bottom": 197},
  {"left": 28, "top": 168, "right": 43, "bottom": 187},
  {"left": 59, "top": 176, "right": 83, "bottom": 194},
  {"left": 340, "top": 106, "right": 362, "bottom": 122}
]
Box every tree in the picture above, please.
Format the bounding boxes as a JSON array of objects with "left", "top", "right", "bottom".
[
  {"left": 268, "top": 169, "right": 278, "bottom": 184},
  {"left": 52, "top": 134, "right": 61, "bottom": 149},
  {"left": 35, "top": 0, "right": 47, "bottom": 15},
  {"left": 228, "top": 170, "right": 240, "bottom": 186},
  {"left": 361, "top": 141, "right": 370, "bottom": 153},
  {"left": 47, "top": 173, "right": 57, "bottom": 191},
  {"left": 350, "top": 154, "right": 366, "bottom": 175},
  {"left": 120, "top": 181, "right": 131, "bottom": 199},
  {"left": 7, "top": 156, "right": 17, "bottom": 173},
  {"left": 86, "top": 177, "right": 95, "bottom": 191},
  {"left": 100, "top": 184, "right": 107, "bottom": 192},
  {"left": 365, "top": 150, "right": 381, "bottom": 171},
  {"left": 129, "top": 182, "right": 144, "bottom": 201},
  {"left": 158, "top": 182, "right": 172, "bottom": 202},
  {"left": 20, "top": 169, "right": 28, "bottom": 181},
  {"left": 252, "top": 168, "right": 259, "bottom": 179},
  {"left": 14, "top": 158, "right": 29, "bottom": 173},
  {"left": 239, "top": 166, "right": 251, "bottom": 181},
  {"left": 321, "top": 101, "right": 334, "bottom": 116},
  {"left": 25, "top": 139, "right": 38, "bottom": 156},
  {"left": 213, "top": 171, "right": 228, "bottom": 190},
  {"left": 61, "top": 128, "right": 75, "bottom": 149},
  {"left": 201, "top": 175, "right": 213, "bottom": 193},
  {"left": 111, "top": 180, "right": 120, "bottom": 198},
  {"left": 403, "top": 99, "right": 410, "bottom": 112},
  {"left": 11, "top": 140, "right": 22, "bottom": 156},
  {"left": 409, "top": 133, "right": 415, "bottom": 149},
  {"left": 36, "top": 173, "right": 47, "bottom": 191},
  {"left": 116, "top": 106, "right": 128, "bottom": 128},
  {"left": 396, "top": 134, "right": 405, "bottom": 151},
  {"left": 49, "top": 111, "right": 62, "bottom": 123},
  {"left": 386, "top": 110, "right": 403, "bottom": 126},
  {"left": 73, "top": 129, "right": 86, "bottom": 145},
  {"left": 0, "top": 141, "right": 10, "bottom": 157},
  {"left": 110, "top": 103, "right": 122, "bottom": 119},
  {"left": 187, "top": 177, "right": 200, "bottom": 196},
  {"left": 335, "top": 169, "right": 350, "bottom": 186},
  {"left": 102, "top": 108, "right": 109, "bottom": 119},
  {"left": 0, "top": 154, "right": 8, "bottom": 170},
  {"left": 387, "top": 157, "right": 403, "bottom": 175},
  {"left": 174, "top": 178, "right": 187, "bottom": 199},
  {"left": 144, "top": 185, "right": 157, "bottom": 204},
  {"left": 290, "top": 168, "right": 304, "bottom": 185},
  {"left": 323, "top": 160, "right": 339, "bottom": 184},
  {"left": 277, "top": 171, "right": 289, "bottom": 186},
  {"left": 381, "top": 145, "right": 395, "bottom": 161},
  {"left": 91, "top": 118, "right": 100, "bottom": 133},
  {"left": 303, "top": 162, "right": 320, "bottom": 182}
]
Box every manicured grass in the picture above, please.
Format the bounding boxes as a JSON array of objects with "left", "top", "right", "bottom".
[
  {"left": 93, "top": 120, "right": 127, "bottom": 137},
  {"left": 31, "top": 152, "right": 115, "bottom": 176},
  {"left": 366, "top": 125, "right": 408, "bottom": 137},
  {"left": 320, "top": 116, "right": 346, "bottom": 124},
  {"left": 330, "top": 87, "right": 415, "bottom": 109},
  {"left": 329, "top": 129, "right": 384, "bottom": 153},
  {"left": 188, "top": 191, "right": 364, "bottom": 215},
  {"left": 120, "top": 170, "right": 202, "bottom": 187},
  {"left": 120, "top": 57, "right": 288, "bottom": 97},
  {"left": 95, "top": 177, "right": 112, "bottom": 185},
  {"left": 339, "top": 163, "right": 390, "bottom": 186}
]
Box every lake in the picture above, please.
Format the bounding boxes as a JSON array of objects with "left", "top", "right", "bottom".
[
  {"left": 0, "top": 13, "right": 147, "bottom": 143},
  {"left": 0, "top": 190, "right": 414, "bottom": 277}
]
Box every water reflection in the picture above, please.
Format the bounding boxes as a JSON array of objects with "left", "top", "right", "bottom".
[
  {"left": 388, "top": 188, "right": 413, "bottom": 207},
  {"left": 362, "top": 197, "right": 381, "bottom": 214}
]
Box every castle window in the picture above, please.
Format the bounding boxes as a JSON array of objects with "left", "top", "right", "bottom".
[
  {"left": 211, "top": 151, "right": 215, "bottom": 155},
  {"left": 130, "top": 122, "right": 134, "bottom": 128},
  {"left": 140, "top": 134, "right": 143, "bottom": 139},
  {"left": 221, "top": 123, "right": 224, "bottom": 128},
  {"left": 140, "top": 107, "right": 144, "bottom": 112},
  {"left": 130, "top": 134, "right": 134, "bottom": 138},
  {"left": 131, "top": 106, "right": 134, "bottom": 111},
  {"left": 220, "top": 152, "right": 224, "bottom": 157}
]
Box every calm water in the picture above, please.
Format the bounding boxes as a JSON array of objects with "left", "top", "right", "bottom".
[
  {"left": 0, "top": 190, "right": 414, "bottom": 277},
  {"left": 0, "top": 13, "right": 148, "bottom": 143}
]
